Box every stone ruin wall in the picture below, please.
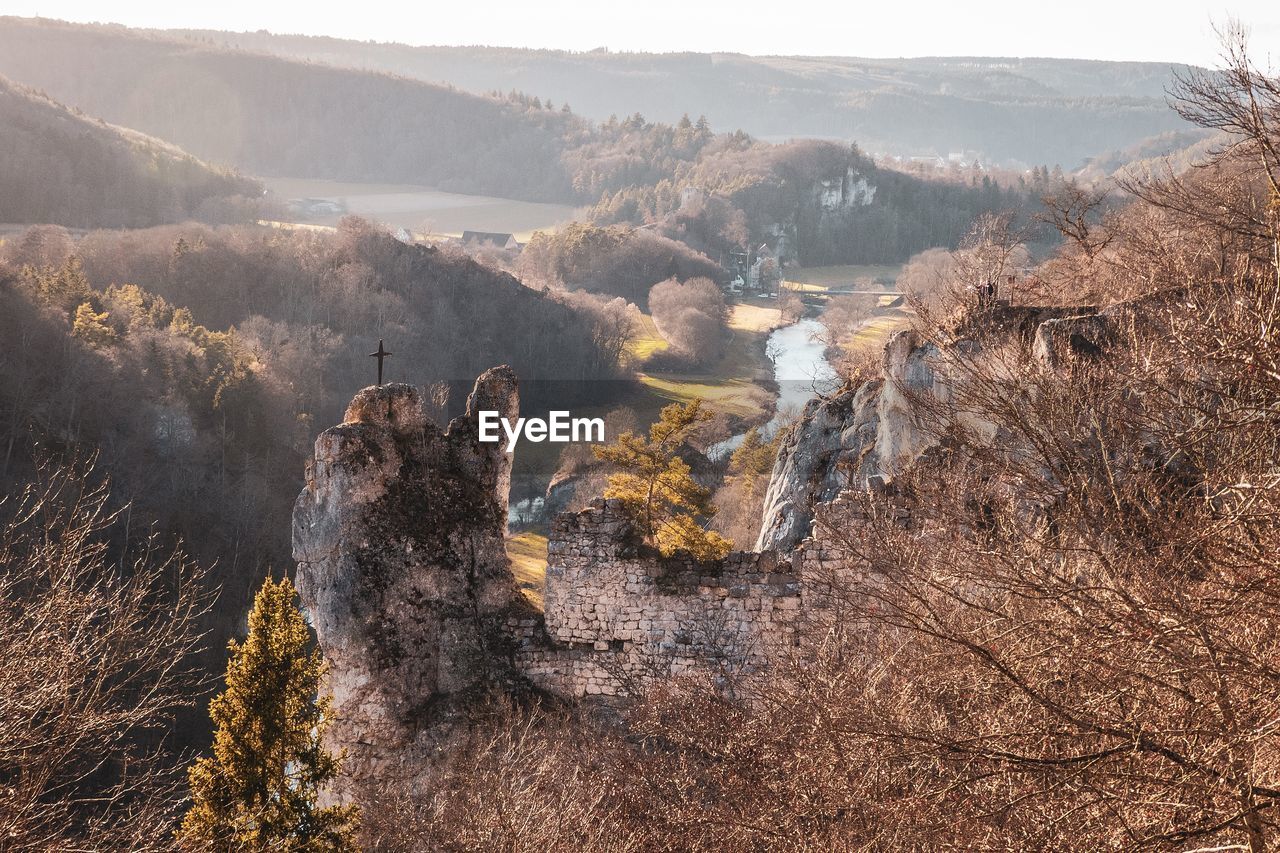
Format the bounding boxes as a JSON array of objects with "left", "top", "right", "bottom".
[
  {"left": 511, "top": 497, "right": 870, "bottom": 699},
  {"left": 512, "top": 301, "right": 1133, "bottom": 699}
]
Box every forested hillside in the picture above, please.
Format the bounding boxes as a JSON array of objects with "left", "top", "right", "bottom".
[
  {"left": 0, "top": 76, "right": 261, "bottom": 228},
  {"left": 589, "top": 138, "right": 1029, "bottom": 265},
  {"left": 158, "top": 29, "right": 1196, "bottom": 167},
  {"left": 0, "top": 18, "right": 1040, "bottom": 266}
]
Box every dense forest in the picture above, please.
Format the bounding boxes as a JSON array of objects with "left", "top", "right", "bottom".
[
  {"left": 590, "top": 137, "right": 1032, "bottom": 265},
  {"left": 0, "top": 76, "right": 261, "bottom": 228},
  {"left": 157, "top": 28, "right": 1196, "bottom": 167}
]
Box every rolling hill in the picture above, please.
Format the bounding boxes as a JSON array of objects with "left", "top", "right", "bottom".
[
  {"left": 156, "top": 29, "right": 1198, "bottom": 168},
  {"left": 0, "top": 75, "right": 261, "bottom": 228},
  {"left": 0, "top": 18, "right": 578, "bottom": 202}
]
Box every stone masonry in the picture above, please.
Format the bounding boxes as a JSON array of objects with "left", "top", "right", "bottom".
[{"left": 517, "top": 499, "right": 803, "bottom": 697}]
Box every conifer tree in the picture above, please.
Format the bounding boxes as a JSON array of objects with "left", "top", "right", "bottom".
[
  {"left": 594, "top": 400, "right": 732, "bottom": 560},
  {"left": 71, "top": 301, "right": 116, "bottom": 347},
  {"left": 177, "top": 576, "right": 358, "bottom": 852}
]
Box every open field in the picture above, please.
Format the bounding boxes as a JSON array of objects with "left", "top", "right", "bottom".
[
  {"left": 633, "top": 299, "right": 782, "bottom": 421},
  {"left": 624, "top": 313, "right": 670, "bottom": 362},
  {"left": 840, "top": 308, "right": 915, "bottom": 352},
  {"left": 729, "top": 301, "right": 784, "bottom": 332},
  {"left": 784, "top": 264, "right": 903, "bottom": 291},
  {"left": 260, "top": 176, "right": 583, "bottom": 241},
  {"left": 506, "top": 531, "right": 548, "bottom": 609}
]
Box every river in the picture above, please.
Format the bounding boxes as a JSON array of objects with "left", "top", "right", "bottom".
[{"left": 708, "top": 316, "right": 839, "bottom": 459}]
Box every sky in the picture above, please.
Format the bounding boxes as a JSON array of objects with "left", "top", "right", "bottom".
[{"left": 5, "top": 0, "right": 1279, "bottom": 66}]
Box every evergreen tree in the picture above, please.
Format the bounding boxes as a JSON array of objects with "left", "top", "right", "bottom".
[
  {"left": 594, "top": 400, "right": 732, "bottom": 560},
  {"left": 726, "top": 427, "right": 779, "bottom": 500},
  {"left": 71, "top": 301, "right": 116, "bottom": 348},
  {"left": 177, "top": 576, "right": 358, "bottom": 852}
]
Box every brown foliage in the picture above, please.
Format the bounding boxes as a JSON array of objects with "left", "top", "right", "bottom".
[{"left": 648, "top": 276, "right": 729, "bottom": 366}]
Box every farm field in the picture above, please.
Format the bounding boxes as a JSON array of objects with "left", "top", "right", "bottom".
[{"left": 260, "top": 176, "right": 583, "bottom": 241}]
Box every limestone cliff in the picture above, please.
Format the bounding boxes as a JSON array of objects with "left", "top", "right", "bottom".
[
  {"left": 757, "top": 304, "right": 1105, "bottom": 551},
  {"left": 292, "top": 367, "right": 528, "bottom": 783}
]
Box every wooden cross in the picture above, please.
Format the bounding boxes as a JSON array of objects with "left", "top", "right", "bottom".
[{"left": 369, "top": 339, "right": 392, "bottom": 386}]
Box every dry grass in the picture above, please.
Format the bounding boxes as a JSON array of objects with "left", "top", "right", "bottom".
[
  {"left": 784, "top": 264, "right": 903, "bottom": 291},
  {"left": 843, "top": 310, "right": 913, "bottom": 349},
  {"left": 728, "top": 300, "right": 783, "bottom": 332},
  {"left": 624, "top": 313, "right": 670, "bottom": 362},
  {"left": 506, "top": 531, "right": 548, "bottom": 609}
]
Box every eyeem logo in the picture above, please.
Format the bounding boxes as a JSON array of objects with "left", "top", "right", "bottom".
[{"left": 477, "top": 411, "right": 605, "bottom": 453}]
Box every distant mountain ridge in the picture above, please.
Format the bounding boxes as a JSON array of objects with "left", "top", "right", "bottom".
[{"left": 155, "top": 29, "right": 1197, "bottom": 167}]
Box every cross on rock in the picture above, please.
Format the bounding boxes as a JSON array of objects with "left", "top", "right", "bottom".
[{"left": 369, "top": 339, "right": 392, "bottom": 386}]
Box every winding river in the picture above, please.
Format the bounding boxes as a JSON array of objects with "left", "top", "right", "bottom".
[{"left": 709, "top": 316, "right": 838, "bottom": 459}]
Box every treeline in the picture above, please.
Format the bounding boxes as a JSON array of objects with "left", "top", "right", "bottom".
[
  {"left": 592, "top": 139, "right": 1030, "bottom": 265},
  {"left": 0, "top": 18, "right": 578, "bottom": 202},
  {"left": 0, "top": 18, "right": 734, "bottom": 209},
  {"left": 0, "top": 77, "right": 261, "bottom": 228},
  {"left": 155, "top": 28, "right": 1195, "bottom": 168}
]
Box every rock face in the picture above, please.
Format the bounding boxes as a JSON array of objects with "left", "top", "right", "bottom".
[
  {"left": 757, "top": 329, "right": 945, "bottom": 551},
  {"left": 757, "top": 304, "right": 1104, "bottom": 551},
  {"left": 292, "top": 368, "right": 527, "bottom": 783}
]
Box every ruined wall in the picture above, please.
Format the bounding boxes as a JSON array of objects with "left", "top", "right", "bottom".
[
  {"left": 518, "top": 500, "right": 801, "bottom": 697},
  {"left": 513, "top": 492, "right": 894, "bottom": 698}
]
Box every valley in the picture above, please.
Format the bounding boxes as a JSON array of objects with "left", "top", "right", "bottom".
[{"left": 1, "top": 7, "right": 1277, "bottom": 852}]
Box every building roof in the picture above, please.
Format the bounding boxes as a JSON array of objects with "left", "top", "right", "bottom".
[{"left": 461, "top": 230, "right": 517, "bottom": 247}]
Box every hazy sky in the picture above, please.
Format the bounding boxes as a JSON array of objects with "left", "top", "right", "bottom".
[{"left": 7, "top": 1, "right": 1279, "bottom": 66}]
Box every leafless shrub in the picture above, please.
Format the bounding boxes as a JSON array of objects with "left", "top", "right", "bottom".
[{"left": 648, "top": 277, "right": 729, "bottom": 366}]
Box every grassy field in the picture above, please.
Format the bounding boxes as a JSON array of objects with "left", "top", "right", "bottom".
[
  {"left": 729, "top": 301, "right": 784, "bottom": 332},
  {"left": 784, "top": 264, "right": 903, "bottom": 291},
  {"left": 506, "top": 531, "right": 548, "bottom": 609},
  {"left": 624, "top": 313, "right": 671, "bottom": 362},
  {"left": 840, "top": 309, "right": 915, "bottom": 351},
  {"left": 260, "top": 176, "right": 582, "bottom": 242},
  {"left": 631, "top": 299, "right": 781, "bottom": 422}
]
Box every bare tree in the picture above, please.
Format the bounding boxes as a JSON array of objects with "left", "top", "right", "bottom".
[{"left": 0, "top": 461, "right": 210, "bottom": 851}]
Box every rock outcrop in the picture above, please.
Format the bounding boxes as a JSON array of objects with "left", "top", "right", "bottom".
[
  {"left": 292, "top": 368, "right": 529, "bottom": 783},
  {"left": 756, "top": 328, "right": 945, "bottom": 551},
  {"left": 757, "top": 304, "right": 1102, "bottom": 551}
]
